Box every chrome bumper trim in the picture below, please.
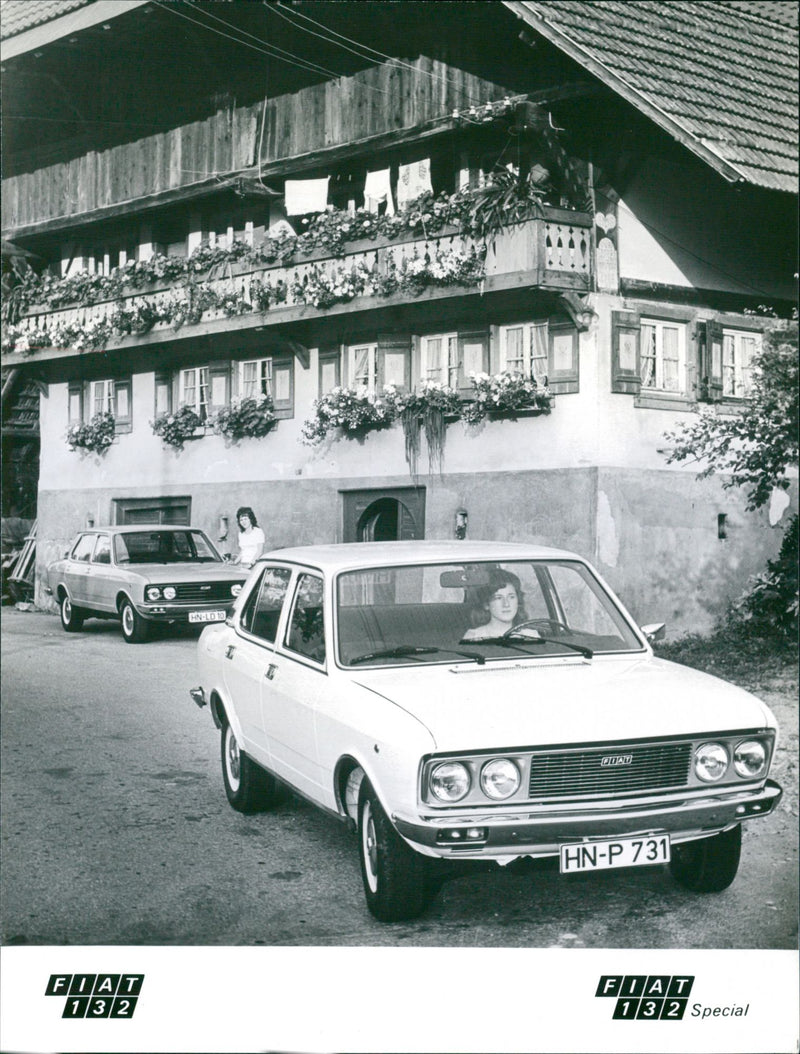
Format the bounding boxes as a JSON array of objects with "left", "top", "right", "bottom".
[{"left": 394, "top": 780, "right": 782, "bottom": 856}]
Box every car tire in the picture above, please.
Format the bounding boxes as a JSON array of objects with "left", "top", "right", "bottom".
[
  {"left": 60, "top": 593, "right": 85, "bottom": 632},
  {"left": 357, "top": 780, "right": 434, "bottom": 922},
  {"left": 220, "top": 719, "right": 282, "bottom": 813},
  {"left": 119, "top": 598, "right": 149, "bottom": 644},
  {"left": 669, "top": 824, "right": 742, "bottom": 892}
]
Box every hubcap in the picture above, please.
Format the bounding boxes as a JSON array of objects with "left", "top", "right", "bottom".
[
  {"left": 63, "top": 597, "right": 71, "bottom": 621},
  {"left": 226, "top": 727, "right": 241, "bottom": 787},
  {"left": 363, "top": 804, "right": 378, "bottom": 892},
  {"left": 122, "top": 605, "right": 133, "bottom": 635}
]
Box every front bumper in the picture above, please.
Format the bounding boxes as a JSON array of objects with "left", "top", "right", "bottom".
[
  {"left": 138, "top": 603, "right": 231, "bottom": 625},
  {"left": 394, "top": 779, "right": 782, "bottom": 859}
]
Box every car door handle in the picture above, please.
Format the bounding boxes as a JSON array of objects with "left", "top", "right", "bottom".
[
  {"left": 265, "top": 663, "right": 278, "bottom": 680},
  {"left": 225, "top": 645, "right": 236, "bottom": 659}
]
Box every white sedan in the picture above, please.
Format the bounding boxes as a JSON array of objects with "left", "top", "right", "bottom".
[{"left": 190, "top": 541, "right": 782, "bottom": 922}]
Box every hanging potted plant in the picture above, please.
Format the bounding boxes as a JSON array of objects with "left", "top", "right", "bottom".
[
  {"left": 301, "top": 385, "right": 401, "bottom": 445},
  {"left": 399, "top": 379, "right": 462, "bottom": 475},
  {"left": 462, "top": 370, "right": 552, "bottom": 424},
  {"left": 66, "top": 411, "right": 116, "bottom": 454},
  {"left": 151, "top": 405, "right": 204, "bottom": 451},
  {"left": 209, "top": 394, "right": 277, "bottom": 441}
]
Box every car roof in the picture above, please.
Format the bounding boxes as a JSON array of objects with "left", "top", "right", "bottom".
[
  {"left": 78, "top": 524, "right": 205, "bottom": 534},
  {"left": 258, "top": 540, "right": 585, "bottom": 573}
]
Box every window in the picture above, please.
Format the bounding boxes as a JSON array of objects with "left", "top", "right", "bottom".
[
  {"left": 346, "top": 339, "right": 409, "bottom": 392},
  {"left": 640, "top": 319, "right": 686, "bottom": 394},
  {"left": 348, "top": 343, "right": 377, "bottom": 389},
  {"left": 92, "top": 535, "right": 111, "bottom": 565},
  {"left": 240, "top": 357, "right": 273, "bottom": 399},
  {"left": 722, "top": 329, "right": 758, "bottom": 398},
  {"left": 71, "top": 534, "right": 96, "bottom": 562},
  {"left": 179, "top": 367, "right": 209, "bottom": 418},
  {"left": 421, "top": 333, "right": 459, "bottom": 386},
  {"left": 499, "top": 323, "right": 549, "bottom": 382},
  {"left": 285, "top": 573, "right": 326, "bottom": 664},
  {"left": 68, "top": 377, "right": 131, "bottom": 432},
  {"left": 91, "top": 379, "right": 115, "bottom": 417},
  {"left": 241, "top": 566, "right": 292, "bottom": 642}
]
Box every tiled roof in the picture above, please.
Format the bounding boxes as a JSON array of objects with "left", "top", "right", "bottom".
[
  {"left": 717, "top": 2, "right": 798, "bottom": 27},
  {"left": 510, "top": 1, "right": 798, "bottom": 192},
  {"left": 0, "top": 0, "right": 93, "bottom": 40}
]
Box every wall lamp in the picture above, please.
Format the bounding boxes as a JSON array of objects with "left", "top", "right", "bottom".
[{"left": 455, "top": 509, "right": 468, "bottom": 540}]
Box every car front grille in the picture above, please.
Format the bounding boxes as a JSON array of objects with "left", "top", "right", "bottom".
[
  {"left": 528, "top": 742, "right": 693, "bottom": 800},
  {"left": 168, "top": 582, "right": 240, "bottom": 603}
]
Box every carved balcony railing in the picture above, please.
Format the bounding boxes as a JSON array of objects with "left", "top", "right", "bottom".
[{"left": 3, "top": 210, "right": 591, "bottom": 361}]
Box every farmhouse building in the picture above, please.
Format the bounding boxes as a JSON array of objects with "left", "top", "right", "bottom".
[{"left": 1, "top": 0, "right": 797, "bottom": 634}]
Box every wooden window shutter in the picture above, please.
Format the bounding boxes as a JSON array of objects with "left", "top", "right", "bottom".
[
  {"left": 154, "top": 372, "right": 172, "bottom": 417},
  {"left": 68, "top": 381, "right": 84, "bottom": 424},
  {"left": 548, "top": 323, "right": 579, "bottom": 394},
  {"left": 114, "top": 377, "right": 133, "bottom": 433},
  {"left": 271, "top": 358, "right": 294, "bottom": 417},
  {"left": 377, "top": 333, "right": 412, "bottom": 390},
  {"left": 611, "top": 311, "right": 641, "bottom": 394},
  {"left": 318, "top": 344, "right": 341, "bottom": 395},
  {"left": 207, "top": 361, "right": 231, "bottom": 413},
  {"left": 457, "top": 328, "right": 489, "bottom": 392},
  {"left": 701, "top": 320, "right": 724, "bottom": 402}
]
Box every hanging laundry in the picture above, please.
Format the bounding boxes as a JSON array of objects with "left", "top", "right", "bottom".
[
  {"left": 363, "top": 169, "right": 395, "bottom": 215},
  {"left": 284, "top": 177, "right": 330, "bottom": 216},
  {"left": 397, "top": 159, "right": 433, "bottom": 209}
]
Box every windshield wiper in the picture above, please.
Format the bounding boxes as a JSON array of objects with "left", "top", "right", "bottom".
[
  {"left": 349, "top": 644, "right": 485, "bottom": 666},
  {"left": 460, "top": 635, "right": 593, "bottom": 660}
]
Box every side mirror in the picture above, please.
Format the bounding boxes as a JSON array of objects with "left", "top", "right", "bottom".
[{"left": 641, "top": 623, "right": 666, "bottom": 644}]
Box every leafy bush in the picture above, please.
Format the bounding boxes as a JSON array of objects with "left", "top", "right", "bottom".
[{"left": 730, "top": 514, "right": 798, "bottom": 636}]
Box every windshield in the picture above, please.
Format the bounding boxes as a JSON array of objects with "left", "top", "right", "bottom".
[
  {"left": 114, "top": 529, "right": 221, "bottom": 565},
  {"left": 337, "top": 560, "right": 644, "bottom": 667}
]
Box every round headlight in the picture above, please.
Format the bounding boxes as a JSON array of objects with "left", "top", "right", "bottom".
[
  {"left": 430, "top": 762, "right": 470, "bottom": 802},
  {"left": 163, "top": 586, "right": 177, "bottom": 600},
  {"left": 733, "top": 740, "right": 767, "bottom": 779},
  {"left": 145, "top": 586, "right": 161, "bottom": 601},
  {"left": 231, "top": 584, "right": 242, "bottom": 597},
  {"left": 694, "top": 742, "right": 729, "bottom": 782},
  {"left": 480, "top": 758, "right": 520, "bottom": 800}
]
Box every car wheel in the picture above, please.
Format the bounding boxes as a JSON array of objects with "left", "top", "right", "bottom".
[
  {"left": 60, "top": 593, "right": 84, "bottom": 632},
  {"left": 669, "top": 825, "right": 742, "bottom": 892},
  {"left": 220, "top": 719, "right": 282, "bottom": 813},
  {"left": 357, "top": 780, "right": 434, "bottom": 922},
  {"left": 119, "top": 598, "right": 149, "bottom": 644}
]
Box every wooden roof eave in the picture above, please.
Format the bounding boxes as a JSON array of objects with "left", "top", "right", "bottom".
[{"left": 504, "top": 0, "right": 754, "bottom": 188}]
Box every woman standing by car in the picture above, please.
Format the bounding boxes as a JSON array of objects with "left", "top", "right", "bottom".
[{"left": 234, "top": 506, "right": 265, "bottom": 568}]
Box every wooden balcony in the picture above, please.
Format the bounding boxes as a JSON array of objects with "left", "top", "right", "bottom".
[{"left": 4, "top": 210, "right": 591, "bottom": 364}]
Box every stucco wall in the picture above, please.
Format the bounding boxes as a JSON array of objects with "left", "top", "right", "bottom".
[
  {"left": 36, "top": 463, "right": 794, "bottom": 639},
  {"left": 617, "top": 157, "right": 796, "bottom": 300}
]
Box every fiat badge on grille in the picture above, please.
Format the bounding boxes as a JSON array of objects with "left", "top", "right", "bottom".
[{"left": 600, "top": 754, "right": 633, "bottom": 767}]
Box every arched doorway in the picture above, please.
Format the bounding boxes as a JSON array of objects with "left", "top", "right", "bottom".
[
  {"left": 342, "top": 487, "right": 425, "bottom": 542},
  {"left": 357, "top": 497, "right": 400, "bottom": 541}
]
